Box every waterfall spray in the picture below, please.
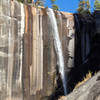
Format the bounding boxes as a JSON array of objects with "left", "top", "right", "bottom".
[{"left": 47, "top": 8, "right": 67, "bottom": 95}]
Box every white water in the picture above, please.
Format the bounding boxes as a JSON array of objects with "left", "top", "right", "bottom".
[
  {"left": 47, "top": 8, "right": 67, "bottom": 95},
  {"left": 18, "top": 3, "right": 25, "bottom": 87}
]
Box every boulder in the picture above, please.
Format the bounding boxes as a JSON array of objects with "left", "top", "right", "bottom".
[{"left": 59, "top": 71, "right": 100, "bottom": 100}]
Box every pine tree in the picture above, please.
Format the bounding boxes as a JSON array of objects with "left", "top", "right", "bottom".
[
  {"left": 35, "top": 0, "right": 45, "bottom": 6},
  {"left": 77, "top": 0, "right": 91, "bottom": 14},
  {"left": 85, "top": 0, "right": 90, "bottom": 14},
  {"left": 86, "top": 0, "right": 90, "bottom": 10},
  {"left": 51, "top": 0, "right": 56, "bottom": 4},
  {"left": 17, "top": 0, "right": 59, "bottom": 10},
  {"left": 17, "top": 0, "right": 32, "bottom": 3},
  {"left": 52, "top": 4, "right": 59, "bottom": 10},
  {"left": 77, "top": 0, "right": 86, "bottom": 14},
  {"left": 94, "top": 0, "right": 100, "bottom": 11},
  {"left": 28, "top": 0, "right": 32, "bottom": 3},
  {"left": 17, "top": 0, "right": 24, "bottom": 3},
  {"left": 17, "top": 0, "right": 45, "bottom": 6},
  {"left": 51, "top": 0, "right": 59, "bottom": 10}
]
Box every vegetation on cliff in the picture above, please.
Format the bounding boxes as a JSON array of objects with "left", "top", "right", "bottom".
[
  {"left": 77, "top": 0, "right": 100, "bottom": 15},
  {"left": 17, "top": 0, "right": 100, "bottom": 12},
  {"left": 51, "top": 0, "right": 59, "bottom": 10},
  {"left": 94, "top": 0, "right": 100, "bottom": 11},
  {"left": 17, "top": 0, "right": 59, "bottom": 10},
  {"left": 77, "top": 0, "right": 90, "bottom": 14}
]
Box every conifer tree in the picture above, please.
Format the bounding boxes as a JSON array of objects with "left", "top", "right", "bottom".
[
  {"left": 17, "top": 0, "right": 31, "bottom": 3},
  {"left": 35, "top": 0, "right": 45, "bottom": 6},
  {"left": 51, "top": 0, "right": 59, "bottom": 10},
  {"left": 28, "top": 0, "right": 32, "bottom": 3},
  {"left": 85, "top": 0, "right": 90, "bottom": 14},
  {"left": 77, "top": 0, "right": 86, "bottom": 14},
  {"left": 17, "top": 0, "right": 24, "bottom": 3},
  {"left": 77, "top": 0, "right": 91, "bottom": 14},
  {"left": 17, "top": 0, "right": 59, "bottom": 10},
  {"left": 86, "top": 0, "right": 90, "bottom": 10},
  {"left": 17, "top": 0, "right": 45, "bottom": 6},
  {"left": 94, "top": 0, "right": 100, "bottom": 11},
  {"left": 51, "top": 0, "right": 56, "bottom": 3}
]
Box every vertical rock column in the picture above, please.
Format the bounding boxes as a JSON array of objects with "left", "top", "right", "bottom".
[
  {"left": 30, "top": 7, "right": 43, "bottom": 95},
  {"left": 0, "top": 0, "right": 11, "bottom": 99},
  {"left": 61, "top": 12, "right": 75, "bottom": 93},
  {"left": 7, "top": 1, "right": 14, "bottom": 99},
  {"left": 0, "top": 0, "right": 24, "bottom": 100},
  {"left": 23, "top": 6, "right": 44, "bottom": 100}
]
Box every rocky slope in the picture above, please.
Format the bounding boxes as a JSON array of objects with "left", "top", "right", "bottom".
[{"left": 59, "top": 71, "right": 100, "bottom": 100}]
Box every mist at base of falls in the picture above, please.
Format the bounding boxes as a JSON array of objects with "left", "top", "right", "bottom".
[{"left": 47, "top": 8, "right": 67, "bottom": 95}]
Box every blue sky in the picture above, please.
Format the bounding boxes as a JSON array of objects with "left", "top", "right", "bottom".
[{"left": 45, "top": 0, "right": 95, "bottom": 13}]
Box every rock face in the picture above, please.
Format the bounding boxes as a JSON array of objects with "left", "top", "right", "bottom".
[
  {"left": 0, "top": 0, "right": 23, "bottom": 100},
  {"left": 1, "top": 0, "right": 100, "bottom": 100},
  {"left": 60, "top": 71, "right": 100, "bottom": 100},
  {"left": 67, "top": 13, "right": 95, "bottom": 92},
  {"left": 59, "top": 12, "right": 100, "bottom": 100},
  {"left": 0, "top": 0, "right": 75, "bottom": 100}
]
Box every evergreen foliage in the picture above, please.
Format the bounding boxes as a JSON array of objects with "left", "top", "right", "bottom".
[
  {"left": 51, "top": 0, "right": 56, "bottom": 3},
  {"left": 17, "top": 0, "right": 24, "bottom": 3},
  {"left": 51, "top": 0, "right": 59, "bottom": 10},
  {"left": 35, "top": 0, "right": 45, "bottom": 6},
  {"left": 77, "top": 0, "right": 90, "bottom": 14},
  {"left": 52, "top": 4, "right": 59, "bottom": 10},
  {"left": 94, "top": 0, "right": 100, "bottom": 11},
  {"left": 86, "top": 0, "right": 90, "bottom": 11},
  {"left": 17, "top": 0, "right": 59, "bottom": 10},
  {"left": 17, "top": 0, "right": 44, "bottom": 5},
  {"left": 17, "top": 0, "right": 32, "bottom": 3},
  {"left": 27, "top": 0, "right": 32, "bottom": 3}
]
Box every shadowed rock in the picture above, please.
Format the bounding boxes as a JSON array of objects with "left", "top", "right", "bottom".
[{"left": 59, "top": 71, "right": 100, "bottom": 100}]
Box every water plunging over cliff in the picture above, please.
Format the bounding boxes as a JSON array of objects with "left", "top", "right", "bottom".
[{"left": 47, "top": 8, "right": 67, "bottom": 95}]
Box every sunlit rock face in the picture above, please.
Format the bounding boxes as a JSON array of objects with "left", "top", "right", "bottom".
[
  {"left": 1, "top": 0, "right": 100, "bottom": 100},
  {"left": 0, "top": 0, "right": 75, "bottom": 100},
  {"left": 0, "top": 0, "right": 24, "bottom": 100}
]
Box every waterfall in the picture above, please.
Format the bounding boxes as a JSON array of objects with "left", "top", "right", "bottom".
[
  {"left": 17, "top": 3, "right": 25, "bottom": 89},
  {"left": 47, "top": 8, "right": 67, "bottom": 95}
]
